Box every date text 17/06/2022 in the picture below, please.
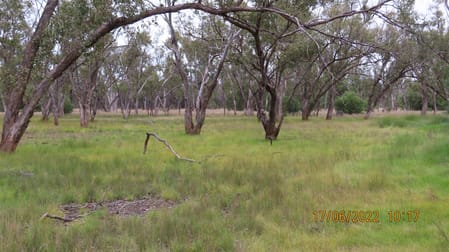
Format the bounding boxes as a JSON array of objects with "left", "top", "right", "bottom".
[{"left": 313, "top": 210, "right": 420, "bottom": 223}]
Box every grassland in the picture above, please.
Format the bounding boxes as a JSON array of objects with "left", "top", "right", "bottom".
[{"left": 0, "top": 113, "right": 448, "bottom": 251}]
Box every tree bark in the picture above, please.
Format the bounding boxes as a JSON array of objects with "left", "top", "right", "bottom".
[
  {"left": 79, "top": 102, "right": 90, "bottom": 127},
  {"left": 166, "top": 13, "right": 237, "bottom": 135},
  {"left": 0, "top": 93, "right": 6, "bottom": 113},
  {"left": 260, "top": 91, "right": 283, "bottom": 140},
  {"left": 52, "top": 96, "right": 59, "bottom": 126},
  {"left": 326, "top": 84, "right": 336, "bottom": 120},
  {"left": 41, "top": 98, "right": 52, "bottom": 121},
  {"left": 421, "top": 82, "right": 428, "bottom": 116},
  {"left": 0, "top": 0, "right": 58, "bottom": 152},
  {"left": 432, "top": 90, "right": 437, "bottom": 114},
  {"left": 275, "top": 80, "right": 286, "bottom": 121},
  {"left": 301, "top": 97, "right": 310, "bottom": 120}
]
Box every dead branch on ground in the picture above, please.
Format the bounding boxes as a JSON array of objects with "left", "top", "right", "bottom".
[
  {"left": 40, "top": 212, "right": 75, "bottom": 223},
  {"left": 144, "top": 132, "right": 196, "bottom": 162}
]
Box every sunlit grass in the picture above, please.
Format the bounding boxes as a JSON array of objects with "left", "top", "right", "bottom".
[{"left": 0, "top": 113, "right": 448, "bottom": 251}]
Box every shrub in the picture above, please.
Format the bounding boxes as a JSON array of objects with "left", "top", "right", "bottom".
[
  {"left": 335, "top": 91, "right": 366, "bottom": 114},
  {"left": 64, "top": 99, "right": 74, "bottom": 114}
]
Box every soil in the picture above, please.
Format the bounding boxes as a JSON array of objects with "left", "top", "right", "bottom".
[{"left": 58, "top": 196, "right": 177, "bottom": 221}]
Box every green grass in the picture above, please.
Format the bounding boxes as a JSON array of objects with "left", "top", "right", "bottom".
[{"left": 1, "top": 113, "right": 448, "bottom": 251}]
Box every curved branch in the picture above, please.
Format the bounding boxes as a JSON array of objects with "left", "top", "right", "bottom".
[{"left": 144, "top": 132, "right": 196, "bottom": 162}]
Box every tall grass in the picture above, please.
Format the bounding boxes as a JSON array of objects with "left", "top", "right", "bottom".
[{"left": 0, "top": 114, "right": 448, "bottom": 251}]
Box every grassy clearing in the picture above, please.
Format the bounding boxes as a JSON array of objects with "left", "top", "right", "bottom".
[{"left": 1, "top": 114, "right": 448, "bottom": 251}]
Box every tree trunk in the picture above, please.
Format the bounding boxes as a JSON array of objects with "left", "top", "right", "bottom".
[
  {"left": 364, "top": 94, "right": 375, "bottom": 119},
  {"left": 0, "top": 134, "right": 20, "bottom": 153},
  {"left": 153, "top": 96, "right": 159, "bottom": 116},
  {"left": 257, "top": 90, "right": 283, "bottom": 140},
  {"left": 432, "top": 90, "right": 437, "bottom": 114},
  {"left": 79, "top": 101, "right": 90, "bottom": 127},
  {"left": 421, "top": 82, "right": 428, "bottom": 116},
  {"left": 301, "top": 95, "right": 310, "bottom": 120},
  {"left": 90, "top": 94, "right": 98, "bottom": 122},
  {"left": 166, "top": 14, "right": 236, "bottom": 135},
  {"left": 243, "top": 88, "right": 253, "bottom": 116},
  {"left": 51, "top": 93, "right": 59, "bottom": 126},
  {"left": 90, "top": 104, "right": 97, "bottom": 122},
  {"left": 275, "top": 80, "right": 286, "bottom": 121},
  {"left": 326, "top": 85, "right": 336, "bottom": 120},
  {"left": 184, "top": 107, "right": 196, "bottom": 134},
  {"left": 0, "top": 93, "right": 6, "bottom": 113},
  {"left": 41, "top": 98, "right": 52, "bottom": 121}
]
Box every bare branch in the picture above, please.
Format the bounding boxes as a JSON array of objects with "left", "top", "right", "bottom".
[{"left": 144, "top": 132, "right": 196, "bottom": 162}]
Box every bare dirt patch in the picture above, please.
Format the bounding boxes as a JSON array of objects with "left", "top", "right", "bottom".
[{"left": 42, "top": 196, "right": 176, "bottom": 223}]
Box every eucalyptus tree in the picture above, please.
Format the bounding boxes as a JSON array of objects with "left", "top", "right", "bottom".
[
  {"left": 224, "top": 1, "right": 305, "bottom": 139},
  {"left": 225, "top": 33, "right": 257, "bottom": 116},
  {"left": 0, "top": 0, "right": 29, "bottom": 107},
  {"left": 113, "top": 31, "right": 154, "bottom": 119},
  {"left": 284, "top": 32, "right": 369, "bottom": 120},
  {"left": 165, "top": 3, "right": 240, "bottom": 134},
  {"left": 362, "top": 23, "right": 413, "bottom": 119},
  {"left": 41, "top": 75, "right": 67, "bottom": 125},
  {"left": 412, "top": 7, "right": 449, "bottom": 113},
  {"left": 56, "top": 0, "right": 115, "bottom": 126},
  {"left": 148, "top": 59, "right": 180, "bottom": 116},
  {"left": 0, "top": 0, "right": 305, "bottom": 152},
  {"left": 224, "top": 0, "right": 392, "bottom": 137},
  {"left": 223, "top": 64, "right": 256, "bottom": 116}
]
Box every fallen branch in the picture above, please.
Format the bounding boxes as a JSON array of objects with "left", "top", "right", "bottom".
[
  {"left": 40, "top": 212, "right": 74, "bottom": 223},
  {"left": 144, "top": 132, "right": 196, "bottom": 162}
]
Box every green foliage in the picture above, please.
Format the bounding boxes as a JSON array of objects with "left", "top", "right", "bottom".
[
  {"left": 64, "top": 99, "right": 74, "bottom": 114},
  {"left": 404, "top": 85, "right": 422, "bottom": 110},
  {"left": 400, "top": 83, "right": 449, "bottom": 111},
  {"left": 335, "top": 91, "right": 367, "bottom": 114},
  {"left": 282, "top": 96, "right": 301, "bottom": 114}
]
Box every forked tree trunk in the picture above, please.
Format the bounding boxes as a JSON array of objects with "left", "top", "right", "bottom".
[
  {"left": 263, "top": 94, "right": 283, "bottom": 140},
  {"left": 166, "top": 13, "right": 237, "bottom": 135},
  {"left": 255, "top": 88, "right": 283, "bottom": 140}
]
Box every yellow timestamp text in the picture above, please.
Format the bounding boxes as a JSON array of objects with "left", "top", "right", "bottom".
[{"left": 313, "top": 209, "right": 420, "bottom": 223}]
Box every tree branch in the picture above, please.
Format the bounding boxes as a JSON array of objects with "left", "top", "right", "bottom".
[{"left": 144, "top": 132, "right": 196, "bottom": 162}]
